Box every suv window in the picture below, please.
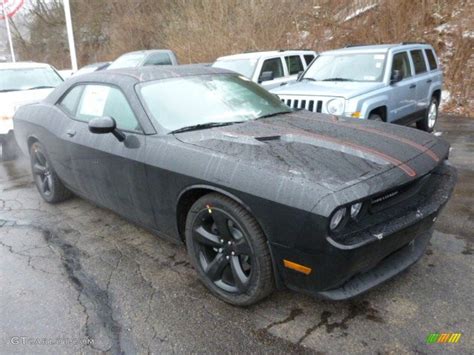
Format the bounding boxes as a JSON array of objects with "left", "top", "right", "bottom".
[
  {"left": 143, "top": 52, "right": 172, "bottom": 66},
  {"left": 410, "top": 50, "right": 427, "bottom": 74},
  {"left": 304, "top": 54, "right": 315, "bottom": 65},
  {"left": 58, "top": 86, "right": 84, "bottom": 115},
  {"left": 76, "top": 85, "right": 141, "bottom": 131},
  {"left": 285, "top": 55, "right": 304, "bottom": 75},
  {"left": 424, "top": 49, "right": 438, "bottom": 70},
  {"left": 392, "top": 52, "right": 412, "bottom": 79},
  {"left": 260, "top": 58, "right": 284, "bottom": 79}
]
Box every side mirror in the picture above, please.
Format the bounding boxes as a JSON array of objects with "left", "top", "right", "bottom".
[
  {"left": 258, "top": 71, "right": 274, "bottom": 83},
  {"left": 390, "top": 70, "right": 403, "bottom": 84},
  {"left": 297, "top": 71, "right": 304, "bottom": 80},
  {"left": 88, "top": 116, "right": 125, "bottom": 142}
]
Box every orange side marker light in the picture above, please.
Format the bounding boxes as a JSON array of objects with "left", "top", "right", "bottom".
[{"left": 283, "top": 259, "right": 312, "bottom": 275}]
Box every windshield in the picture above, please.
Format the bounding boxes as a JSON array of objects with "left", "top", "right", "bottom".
[
  {"left": 212, "top": 59, "right": 257, "bottom": 78},
  {"left": 108, "top": 52, "right": 146, "bottom": 69},
  {"left": 139, "top": 74, "right": 291, "bottom": 132},
  {"left": 0, "top": 67, "right": 63, "bottom": 92},
  {"left": 303, "top": 53, "right": 386, "bottom": 82}
]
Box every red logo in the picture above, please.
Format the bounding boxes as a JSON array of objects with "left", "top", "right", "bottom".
[{"left": 0, "top": 0, "right": 24, "bottom": 19}]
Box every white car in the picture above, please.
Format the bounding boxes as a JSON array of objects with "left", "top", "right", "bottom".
[
  {"left": 212, "top": 50, "right": 317, "bottom": 90},
  {"left": 0, "top": 62, "right": 63, "bottom": 160}
]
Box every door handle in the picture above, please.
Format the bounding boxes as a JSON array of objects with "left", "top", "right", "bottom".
[
  {"left": 409, "top": 84, "right": 416, "bottom": 89},
  {"left": 426, "top": 79, "right": 432, "bottom": 83},
  {"left": 66, "top": 130, "right": 76, "bottom": 137}
]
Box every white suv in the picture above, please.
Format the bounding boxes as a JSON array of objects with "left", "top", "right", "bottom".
[{"left": 212, "top": 50, "right": 317, "bottom": 90}]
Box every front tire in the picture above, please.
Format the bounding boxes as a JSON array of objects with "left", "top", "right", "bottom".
[
  {"left": 368, "top": 113, "right": 383, "bottom": 122},
  {"left": 185, "top": 193, "right": 274, "bottom": 306},
  {"left": 30, "top": 142, "right": 72, "bottom": 203},
  {"left": 417, "top": 97, "right": 438, "bottom": 132}
]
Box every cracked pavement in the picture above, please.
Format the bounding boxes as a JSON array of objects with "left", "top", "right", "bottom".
[{"left": 0, "top": 115, "right": 472, "bottom": 354}]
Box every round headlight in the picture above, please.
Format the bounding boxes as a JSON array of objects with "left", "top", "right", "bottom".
[
  {"left": 350, "top": 202, "right": 363, "bottom": 218},
  {"left": 326, "top": 98, "right": 345, "bottom": 115},
  {"left": 330, "top": 207, "right": 347, "bottom": 231}
]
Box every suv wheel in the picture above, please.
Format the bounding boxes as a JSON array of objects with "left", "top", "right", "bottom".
[
  {"left": 417, "top": 97, "right": 438, "bottom": 132},
  {"left": 185, "top": 193, "right": 274, "bottom": 306},
  {"left": 369, "top": 113, "right": 383, "bottom": 122}
]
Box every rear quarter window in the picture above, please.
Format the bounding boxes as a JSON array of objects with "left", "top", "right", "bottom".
[
  {"left": 425, "top": 49, "right": 438, "bottom": 70},
  {"left": 410, "top": 50, "right": 428, "bottom": 74}
]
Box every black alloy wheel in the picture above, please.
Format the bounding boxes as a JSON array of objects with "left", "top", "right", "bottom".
[
  {"left": 30, "top": 142, "right": 71, "bottom": 203},
  {"left": 185, "top": 193, "right": 274, "bottom": 306}
]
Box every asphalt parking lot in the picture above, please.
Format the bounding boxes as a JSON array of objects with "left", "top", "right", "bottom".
[{"left": 0, "top": 114, "right": 472, "bottom": 354}]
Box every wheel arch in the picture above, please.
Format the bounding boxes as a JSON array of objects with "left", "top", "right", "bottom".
[
  {"left": 175, "top": 185, "right": 254, "bottom": 243},
  {"left": 368, "top": 106, "right": 388, "bottom": 121},
  {"left": 432, "top": 89, "right": 441, "bottom": 103}
]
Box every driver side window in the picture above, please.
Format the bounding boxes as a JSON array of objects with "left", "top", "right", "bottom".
[
  {"left": 259, "top": 58, "right": 284, "bottom": 79},
  {"left": 75, "top": 85, "right": 141, "bottom": 132},
  {"left": 392, "top": 52, "right": 412, "bottom": 80}
]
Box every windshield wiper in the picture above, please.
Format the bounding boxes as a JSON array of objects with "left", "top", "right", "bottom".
[
  {"left": 169, "top": 121, "right": 244, "bottom": 134},
  {"left": 300, "top": 77, "right": 316, "bottom": 81},
  {"left": 0, "top": 89, "right": 21, "bottom": 93},
  {"left": 24, "top": 85, "right": 56, "bottom": 90},
  {"left": 255, "top": 111, "right": 293, "bottom": 120},
  {"left": 322, "top": 78, "right": 353, "bottom": 82}
]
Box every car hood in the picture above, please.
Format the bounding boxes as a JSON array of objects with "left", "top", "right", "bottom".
[
  {"left": 270, "top": 80, "right": 385, "bottom": 99},
  {"left": 175, "top": 111, "right": 449, "bottom": 193},
  {"left": 0, "top": 88, "right": 54, "bottom": 118}
]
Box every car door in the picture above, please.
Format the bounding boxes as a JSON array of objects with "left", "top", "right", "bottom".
[
  {"left": 409, "top": 49, "right": 431, "bottom": 114},
  {"left": 64, "top": 84, "right": 156, "bottom": 227},
  {"left": 257, "top": 57, "right": 288, "bottom": 90},
  {"left": 387, "top": 51, "right": 418, "bottom": 123},
  {"left": 284, "top": 54, "right": 305, "bottom": 84}
]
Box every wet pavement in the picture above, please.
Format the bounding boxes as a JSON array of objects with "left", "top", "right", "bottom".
[{"left": 0, "top": 114, "right": 472, "bottom": 354}]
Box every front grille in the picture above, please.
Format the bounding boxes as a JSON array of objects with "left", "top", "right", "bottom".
[{"left": 281, "top": 98, "right": 323, "bottom": 112}]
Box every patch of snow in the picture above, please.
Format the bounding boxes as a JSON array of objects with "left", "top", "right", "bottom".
[
  {"left": 463, "top": 30, "right": 474, "bottom": 38},
  {"left": 440, "top": 90, "right": 451, "bottom": 110},
  {"left": 343, "top": 3, "right": 377, "bottom": 22}
]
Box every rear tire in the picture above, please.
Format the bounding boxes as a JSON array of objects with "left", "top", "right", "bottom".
[
  {"left": 1, "top": 136, "right": 19, "bottom": 161},
  {"left": 185, "top": 193, "right": 274, "bottom": 306},
  {"left": 30, "top": 142, "right": 72, "bottom": 203},
  {"left": 417, "top": 97, "right": 438, "bottom": 132}
]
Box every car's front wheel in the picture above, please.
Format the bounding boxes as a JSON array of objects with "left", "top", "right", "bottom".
[
  {"left": 417, "top": 96, "right": 439, "bottom": 132},
  {"left": 30, "top": 142, "right": 72, "bottom": 203},
  {"left": 185, "top": 193, "right": 274, "bottom": 306}
]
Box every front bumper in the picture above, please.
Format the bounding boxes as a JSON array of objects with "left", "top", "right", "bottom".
[{"left": 271, "top": 162, "right": 457, "bottom": 300}]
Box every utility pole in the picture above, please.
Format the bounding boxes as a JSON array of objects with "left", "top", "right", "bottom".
[
  {"left": 63, "top": 0, "right": 78, "bottom": 71},
  {"left": 2, "top": 0, "right": 16, "bottom": 62}
]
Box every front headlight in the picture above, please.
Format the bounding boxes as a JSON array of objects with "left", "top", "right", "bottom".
[
  {"left": 326, "top": 98, "right": 345, "bottom": 115},
  {"left": 329, "top": 207, "right": 347, "bottom": 231}
]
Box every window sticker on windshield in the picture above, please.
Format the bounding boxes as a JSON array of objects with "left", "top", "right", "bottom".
[
  {"left": 374, "top": 54, "right": 385, "bottom": 60},
  {"left": 79, "top": 85, "right": 110, "bottom": 117},
  {"left": 375, "top": 62, "right": 382, "bottom": 68}
]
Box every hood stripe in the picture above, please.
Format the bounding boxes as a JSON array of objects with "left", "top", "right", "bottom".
[
  {"left": 243, "top": 121, "right": 417, "bottom": 177},
  {"left": 301, "top": 114, "right": 439, "bottom": 162}
]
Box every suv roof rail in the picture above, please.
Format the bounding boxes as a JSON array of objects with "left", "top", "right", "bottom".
[
  {"left": 344, "top": 44, "right": 372, "bottom": 48},
  {"left": 400, "top": 41, "right": 427, "bottom": 45},
  {"left": 278, "top": 49, "right": 312, "bottom": 52}
]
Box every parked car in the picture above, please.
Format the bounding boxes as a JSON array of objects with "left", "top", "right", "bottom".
[
  {"left": 59, "top": 69, "right": 75, "bottom": 80},
  {"left": 0, "top": 62, "right": 63, "bottom": 160},
  {"left": 271, "top": 43, "right": 442, "bottom": 132},
  {"left": 212, "top": 50, "right": 317, "bottom": 90},
  {"left": 13, "top": 66, "right": 456, "bottom": 306},
  {"left": 73, "top": 61, "right": 111, "bottom": 77},
  {"left": 107, "top": 49, "right": 178, "bottom": 70}
]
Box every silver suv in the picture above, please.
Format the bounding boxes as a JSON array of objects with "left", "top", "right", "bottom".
[
  {"left": 212, "top": 50, "right": 317, "bottom": 90},
  {"left": 271, "top": 43, "right": 442, "bottom": 132}
]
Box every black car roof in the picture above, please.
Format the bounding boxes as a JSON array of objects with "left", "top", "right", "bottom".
[{"left": 88, "top": 64, "right": 234, "bottom": 82}]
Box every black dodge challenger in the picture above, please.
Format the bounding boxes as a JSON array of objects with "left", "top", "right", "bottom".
[{"left": 13, "top": 66, "right": 456, "bottom": 306}]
